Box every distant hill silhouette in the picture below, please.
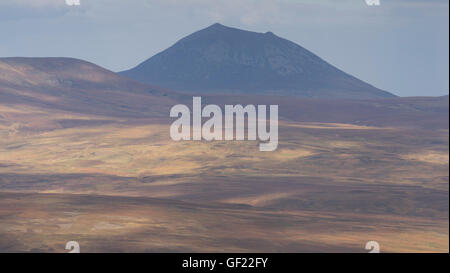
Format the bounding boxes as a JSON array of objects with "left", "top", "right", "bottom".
[
  {"left": 0, "top": 57, "right": 446, "bottom": 130},
  {"left": 121, "top": 23, "right": 396, "bottom": 99}
]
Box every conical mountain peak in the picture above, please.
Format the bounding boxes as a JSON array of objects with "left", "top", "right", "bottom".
[{"left": 121, "top": 24, "right": 395, "bottom": 99}]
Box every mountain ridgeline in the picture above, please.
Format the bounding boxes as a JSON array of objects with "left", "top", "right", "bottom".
[{"left": 121, "top": 23, "right": 396, "bottom": 99}]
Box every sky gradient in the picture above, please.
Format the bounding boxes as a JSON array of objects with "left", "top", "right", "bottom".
[{"left": 0, "top": 0, "right": 448, "bottom": 97}]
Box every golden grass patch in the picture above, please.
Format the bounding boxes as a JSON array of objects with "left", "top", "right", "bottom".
[{"left": 402, "top": 151, "right": 449, "bottom": 165}]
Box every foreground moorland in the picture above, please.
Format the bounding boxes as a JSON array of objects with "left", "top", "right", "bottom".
[
  {"left": 0, "top": 57, "right": 448, "bottom": 252},
  {"left": 0, "top": 104, "right": 448, "bottom": 252}
]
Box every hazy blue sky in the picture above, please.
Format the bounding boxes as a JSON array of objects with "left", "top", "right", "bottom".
[{"left": 0, "top": 0, "right": 448, "bottom": 96}]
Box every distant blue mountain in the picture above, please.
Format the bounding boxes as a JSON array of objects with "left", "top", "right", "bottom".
[{"left": 120, "top": 23, "right": 396, "bottom": 99}]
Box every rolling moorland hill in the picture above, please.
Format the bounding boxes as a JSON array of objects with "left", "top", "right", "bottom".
[
  {"left": 0, "top": 57, "right": 447, "bottom": 131},
  {"left": 0, "top": 57, "right": 178, "bottom": 118}
]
